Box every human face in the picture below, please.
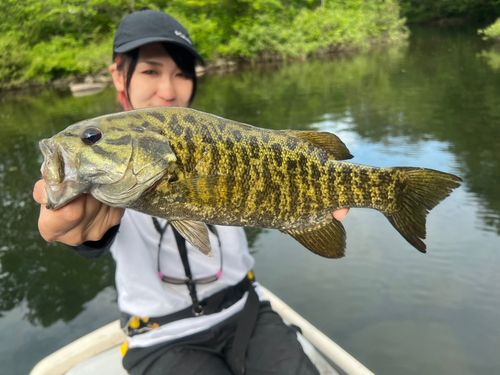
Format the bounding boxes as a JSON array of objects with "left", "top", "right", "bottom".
[{"left": 127, "top": 43, "right": 194, "bottom": 110}]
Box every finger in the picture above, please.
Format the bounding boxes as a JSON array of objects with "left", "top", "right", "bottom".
[
  {"left": 33, "top": 180, "right": 48, "bottom": 205},
  {"left": 109, "top": 207, "right": 126, "bottom": 226},
  {"left": 333, "top": 208, "right": 349, "bottom": 221},
  {"left": 37, "top": 194, "right": 88, "bottom": 243},
  {"left": 75, "top": 195, "right": 123, "bottom": 239},
  {"left": 84, "top": 206, "right": 125, "bottom": 242}
]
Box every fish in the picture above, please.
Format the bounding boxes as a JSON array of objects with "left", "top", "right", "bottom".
[{"left": 39, "top": 107, "right": 462, "bottom": 258}]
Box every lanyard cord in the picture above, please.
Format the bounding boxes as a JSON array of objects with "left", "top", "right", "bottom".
[
  {"left": 152, "top": 218, "right": 221, "bottom": 316},
  {"left": 153, "top": 218, "right": 169, "bottom": 275},
  {"left": 171, "top": 227, "right": 201, "bottom": 314}
]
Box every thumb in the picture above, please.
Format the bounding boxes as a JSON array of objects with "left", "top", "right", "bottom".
[{"left": 33, "top": 180, "right": 48, "bottom": 205}]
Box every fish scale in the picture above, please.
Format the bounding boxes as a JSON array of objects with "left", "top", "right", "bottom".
[
  {"left": 145, "top": 111, "right": 333, "bottom": 225},
  {"left": 40, "top": 107, "right": 462, "bottom": 259},
  {"left": 137, "top": 109, "right": 445, "bottom": 232}
]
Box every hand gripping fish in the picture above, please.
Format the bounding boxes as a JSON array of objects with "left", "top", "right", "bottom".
[{"left": 39, "top": 107, "right": 462, "bottom": 258}]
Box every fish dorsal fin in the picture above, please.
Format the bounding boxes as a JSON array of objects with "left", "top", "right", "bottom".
[
  {"left": 170, "top": 220, "right": 214, "bottom": 257},
  {"left": 281, "top": 218, "right": 346, "bottom": 259},
  {"left": 283, "top": 130, "right": 353, "bottom": 160}
]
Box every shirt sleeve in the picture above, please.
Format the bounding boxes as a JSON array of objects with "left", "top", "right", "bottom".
[{"left": 67, "top": 224, "right": 120, "bottom": 259}]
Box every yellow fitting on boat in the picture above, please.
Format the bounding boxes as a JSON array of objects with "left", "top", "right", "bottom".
[
  {"left": 142, "top": 317, "right": 150, "bottom": 323},
  {"left": 120, "top": 341, "right": 128, "bottom": 356},
  {"left": 247, "top": 270, "right": 254, "bottom": 281},
  {"left": 130, "top": 316, "right": 140, "bottom": 329}
]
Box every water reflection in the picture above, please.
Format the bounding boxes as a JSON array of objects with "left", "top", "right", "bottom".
[
  {"left": 478, "top": 43, "right": 500, "bottom": 71},
  {"left": 243, "top": 227, "right": 268, "bottom": 252},
  {"left": 0, "top": 25, "right": 499, "bottom": 375}
]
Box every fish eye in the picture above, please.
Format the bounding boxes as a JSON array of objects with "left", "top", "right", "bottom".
[{"left": 80, "top": 128, "right": 102, "bottom": 145}]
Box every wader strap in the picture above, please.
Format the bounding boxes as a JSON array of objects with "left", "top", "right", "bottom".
[
  {"left": 230, "top": 281, "right": 260, "bottom": 375},
  {"left": 121, "top": 274, "right": 253, "bottom": 336}
]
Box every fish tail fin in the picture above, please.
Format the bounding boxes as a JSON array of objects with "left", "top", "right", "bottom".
[{"left": 383, "top": 167, "right": 462, "bottom": 253}]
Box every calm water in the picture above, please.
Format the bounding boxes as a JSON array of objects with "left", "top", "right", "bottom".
[{"left": 1, "top": 26, "right": 499, "bottom": 375}]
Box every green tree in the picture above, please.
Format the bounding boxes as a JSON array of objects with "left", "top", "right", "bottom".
[
  {"left": 0, "top": 0, "right": 408, "bottom": 88},
  {"left": 399, "top": 0, "right": 500, "bottom": 23}
]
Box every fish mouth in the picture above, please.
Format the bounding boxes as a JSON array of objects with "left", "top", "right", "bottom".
[
  {"left": 39, "top": 139, "right": 88, "bottom": 210},
  {"left": 39, "top": 139, "right": 64, "bottom": 185},
  {"left": 44, "top": 180, "right": 88, "bottom": 210}
]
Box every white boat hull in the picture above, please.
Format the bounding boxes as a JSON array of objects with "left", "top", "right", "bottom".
[{"left": 30, "top": 287, "right": 374, "bottom": 375}]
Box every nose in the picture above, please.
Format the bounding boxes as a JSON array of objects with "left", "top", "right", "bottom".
[{"left": 157, "top": 76, "right": 176, "bottom": 102}]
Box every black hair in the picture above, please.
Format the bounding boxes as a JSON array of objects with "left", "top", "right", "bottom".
[{"left": 113, "top": 42, "right": 197, "bottom": 108}]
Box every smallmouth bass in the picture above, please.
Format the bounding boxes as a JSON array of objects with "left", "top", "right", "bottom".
[{"left": 39, "top": 107, "right": 462, "bottom": 258}]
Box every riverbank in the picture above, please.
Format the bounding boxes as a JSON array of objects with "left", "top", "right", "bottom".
[
  {"left": 0, "top": 0, "right": 408, "bottom": 92},
  {"left": 2, "top": 40, "right": 404, "bottom": 94}
]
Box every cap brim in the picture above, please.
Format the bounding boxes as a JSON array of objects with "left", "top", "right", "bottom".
[{"left": 114, "top": 37, "right": 205, "bottom": 65}]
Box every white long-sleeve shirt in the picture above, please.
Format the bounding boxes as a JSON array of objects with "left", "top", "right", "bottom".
[{"left": 110, "top": 210, "right": 262, "bottom": 349}]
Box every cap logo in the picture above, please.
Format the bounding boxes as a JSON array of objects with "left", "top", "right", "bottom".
[{"left": 174, "top": 30, "right": 192, "bottom": 45}]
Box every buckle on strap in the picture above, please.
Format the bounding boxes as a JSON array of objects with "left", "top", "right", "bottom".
[
  {"left": 121, "top": 271, "right": 255, "bottom": 336},
  {"left": 192, "top": 305, "right": 205, "bottom": 317},
  {"left": 122, "top": 316, "right": 159, "bottom": 336}
]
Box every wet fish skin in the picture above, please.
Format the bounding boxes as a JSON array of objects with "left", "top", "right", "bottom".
[
  {"left": 40, "top": 107, "right": 462, "bottom": 259},
  {"left": 40, "top": 113, "right": 177, "bottom": 210}
]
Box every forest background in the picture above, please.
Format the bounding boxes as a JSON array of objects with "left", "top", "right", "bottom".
[{"left": 1, "top": 0, "right": 500, "bottom": 90}]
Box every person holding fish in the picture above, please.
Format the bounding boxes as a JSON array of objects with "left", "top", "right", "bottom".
[{"left": 33, "top": 10, "right": 351, "bottom": 375}]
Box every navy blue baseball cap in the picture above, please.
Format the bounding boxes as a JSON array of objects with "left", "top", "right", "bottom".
[{"left": 113, "top": 10, "right": 204, "bottom": 65}]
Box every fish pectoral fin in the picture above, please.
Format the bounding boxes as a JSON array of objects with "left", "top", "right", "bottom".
[
  {"left": 170, "top": 220, "right": 214, "bottom": 257},
  {"left": 282, "top": 218, "right": 346, "bottom": 259},
  {"left": 172, "top": 175, "right": 236, "bottom": 205},
  {"left": 283, "top": 130, "right": 354, "bottom": 160}
]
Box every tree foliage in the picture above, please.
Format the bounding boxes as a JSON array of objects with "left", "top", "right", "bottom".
[
  {"left": 399, "top": 0, "right": 500, "bottom": 23},
  {"left": 0, "top": 0, "right": 408, "bottom": 89}
]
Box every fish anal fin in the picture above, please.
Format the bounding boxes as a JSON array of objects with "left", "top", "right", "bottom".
[
  {"left": 283, "top": 130, "right": 354, "bottom": 160},
  {"left": 282, "top": 219, "right": 346, "bottom": 259},
  {"left": 170, "top": 220, "right": 214, "bottom": 257}
]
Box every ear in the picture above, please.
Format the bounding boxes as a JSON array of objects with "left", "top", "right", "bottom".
[{"left": 109, "top": 63, "right": 125, "bottom": 92}]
